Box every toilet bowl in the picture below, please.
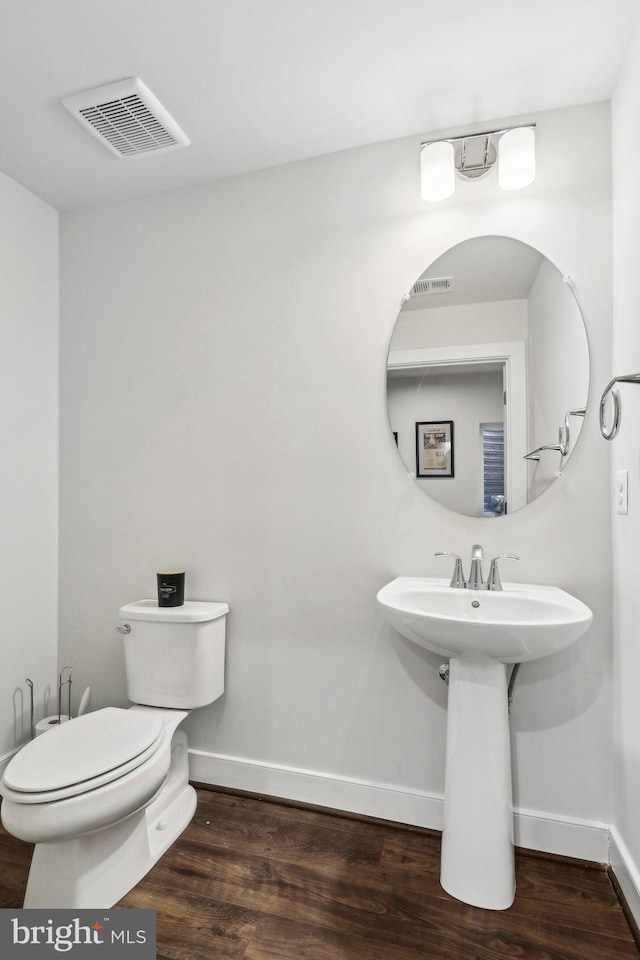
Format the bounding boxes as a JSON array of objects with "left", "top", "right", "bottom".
[{"left": 0, "top": 599, "right": 228, "bottom": 908}]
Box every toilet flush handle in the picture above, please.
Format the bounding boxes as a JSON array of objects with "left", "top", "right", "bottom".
[{"left": 115, "top": 623, "right": 131, "bottom": 635}]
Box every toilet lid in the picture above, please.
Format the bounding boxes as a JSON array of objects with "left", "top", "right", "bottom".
[{"left": 2, "top": 707, "right": 165, "bottom": 794}]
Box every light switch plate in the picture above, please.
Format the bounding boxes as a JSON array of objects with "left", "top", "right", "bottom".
[{"left": 616, "top": 469, "right": 628, "bottom": 515}]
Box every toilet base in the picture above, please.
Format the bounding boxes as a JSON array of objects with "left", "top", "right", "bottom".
[{"left": 23, "top": 729, "right": 196, "bottom": 908}]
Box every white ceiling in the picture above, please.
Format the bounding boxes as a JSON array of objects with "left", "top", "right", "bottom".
[{"left": 1, "top": 0, "right": 637, "bottom": 211}]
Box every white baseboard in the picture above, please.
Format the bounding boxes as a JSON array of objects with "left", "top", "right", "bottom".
[
  {"left": 189, "top": 749, "right": 444, "bottom": 829},
  {"left": 610, "top": 826, "right": 640, "bottom": 928},
  {"left": 514, "top": 806, "right": 610, "bottom": 862},
  {"left": 188, "top": 749, "right": 610, "bottom": 862}
]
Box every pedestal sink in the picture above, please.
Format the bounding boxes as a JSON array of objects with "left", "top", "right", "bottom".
[{"left": 376, "top": 576, "right": 592, "bottom": 910}]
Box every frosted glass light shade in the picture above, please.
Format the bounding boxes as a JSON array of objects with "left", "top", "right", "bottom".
[
  {"left": 421, "top": 141, "right": 455, "bottom": 201},
  {"left": 498, "top": 127, "right": 535, "bottom": 190}
]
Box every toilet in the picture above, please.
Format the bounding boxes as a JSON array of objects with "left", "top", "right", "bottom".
[{"left": 0, "top": 598, "right": 228, "bottom": 908}]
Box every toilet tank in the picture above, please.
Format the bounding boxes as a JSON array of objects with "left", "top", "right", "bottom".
[{"left": 119, "top": 599, "right": 229, "bottom": 709}]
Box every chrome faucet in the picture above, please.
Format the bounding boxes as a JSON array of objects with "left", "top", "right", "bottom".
[
  {"left": 435, "top": 545, "right": 520, "bottom": 590},
  {"left": 434, "top": 551, "right": 466, "bottom": 588},
  {"left": 486, "top": 554, "right": 520, "bottom": 591},
  {"left": 467, "top": 544, "right": 485, "bottom": 590}
]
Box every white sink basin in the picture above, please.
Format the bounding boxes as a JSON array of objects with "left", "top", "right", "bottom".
[
  {"left": 377, "top": 574, "right": 593, "bottom": 910},
  {"left": 376, "top": 576, "right": 592, "bottom": 662}
]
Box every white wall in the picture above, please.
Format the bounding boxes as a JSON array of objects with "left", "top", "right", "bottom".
[
  {"left": 0, "top": 170, "right": 58, "bottom": 764},
  {"left": 59, "top": 100, "right": 612, "bottom": 854},
  {"left": 391, "top": 298, "right": 528, "bottom": 349},
  {"left": 610, "top": 14, "right": 640, "bottom": 914}
]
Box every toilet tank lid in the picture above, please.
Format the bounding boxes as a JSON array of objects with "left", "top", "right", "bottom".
[{"left": 120, "top": 599, "right": 229, "bottom": 622}]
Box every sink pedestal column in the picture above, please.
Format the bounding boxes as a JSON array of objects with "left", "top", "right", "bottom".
[{"left": 440, "top": 654, "right": 515, "bottom": 910}]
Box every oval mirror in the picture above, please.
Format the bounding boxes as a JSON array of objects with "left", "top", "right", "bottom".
[{"left": 386, "top": 237, "right": 589, "bottom": 518}]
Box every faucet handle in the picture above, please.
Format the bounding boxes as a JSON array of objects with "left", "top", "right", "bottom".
[
  {"left": 435, "top": 552, "right": 466, "bottom": 589},
  {"left": 486, "top": 555, "right": 520, "bottom": 591}
]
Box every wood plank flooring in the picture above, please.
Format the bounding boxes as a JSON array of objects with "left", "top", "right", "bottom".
[{"left": 1, "top": 787, "right": 638, "bottom": 960}]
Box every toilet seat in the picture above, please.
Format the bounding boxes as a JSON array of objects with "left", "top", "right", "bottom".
[
  {"left": 0, "top": 712, "right": 175, "bottom": 845},
  {"left": 0, "top": 707, "right": 165, "bottom": 804}
]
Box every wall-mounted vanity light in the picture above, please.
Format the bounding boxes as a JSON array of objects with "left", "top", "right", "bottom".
[{"left": 420, "top": 125, "right": 536, "bottom": 202}]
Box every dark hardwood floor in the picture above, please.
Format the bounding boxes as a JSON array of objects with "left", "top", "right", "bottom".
[{"left": 1, "top": 787, "right": 638, "bottom": 959}]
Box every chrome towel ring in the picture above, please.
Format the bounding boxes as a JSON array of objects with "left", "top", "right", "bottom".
[
  {"left": 599, "top": 374, "right": 640, "bottom": 440},
  {"left": 523, "top": 407, "right": 585, "bottom": 461}
]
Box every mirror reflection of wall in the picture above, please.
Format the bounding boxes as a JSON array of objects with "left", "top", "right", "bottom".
[{"left": 386, "top": 237, "right": 589, "bottom": 518}]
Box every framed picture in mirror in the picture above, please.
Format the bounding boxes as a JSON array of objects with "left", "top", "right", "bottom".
[{"left": 416, "top": 421, "right": 454, "bottom": 477}]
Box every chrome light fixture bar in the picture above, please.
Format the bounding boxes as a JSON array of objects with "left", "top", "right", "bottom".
[{"left": 420, "top": 124, "right": 536, "bottom": 202}]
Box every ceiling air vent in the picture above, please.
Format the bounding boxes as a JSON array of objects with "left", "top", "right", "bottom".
[
  {"left": 61, "top": 78, "right": 190, "bottom": 159},
  {"left": 411, "top": 276, "right": 454, "bottom": 296}
]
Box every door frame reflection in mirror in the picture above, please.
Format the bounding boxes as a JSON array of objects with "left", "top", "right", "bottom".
[{"left": 388, "top": 340, "right": 527, "bottom": 513}]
